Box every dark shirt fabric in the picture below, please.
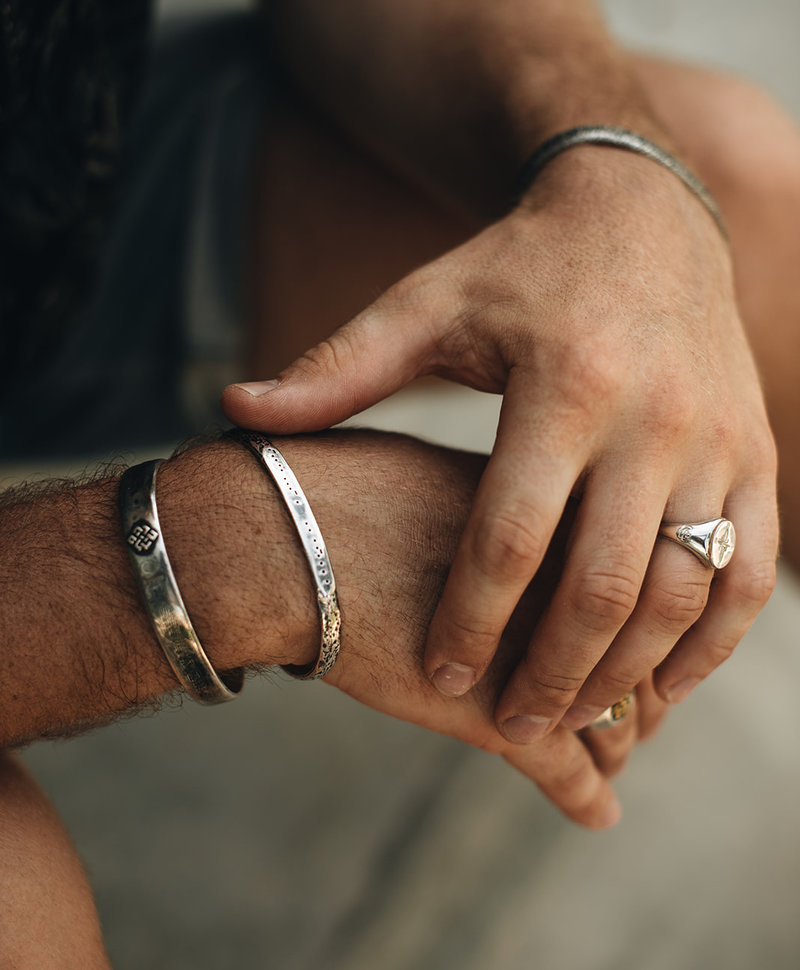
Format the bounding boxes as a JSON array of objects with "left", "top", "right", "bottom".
[
  {"left": 0, "top": 0, "right": 153, "bottom": 454},
  {"left": 1, "top": 6, "right": 268, "bottom": 460}
]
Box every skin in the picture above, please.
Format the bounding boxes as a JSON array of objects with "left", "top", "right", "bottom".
[
  {"left": 1, "top": 430, "right": 668, "bottom": 965},
  {"left": 3, "top": 5, "right": 799, "bottom": 964},
  {"left": 0, "top": 433, "right": 634, "bottom": 820},
  {"left": 0, "top": 753, "right": 112, "bottom": 970},
  {"left": 223, "top": 0, "right": 782, "bottom": 746}
]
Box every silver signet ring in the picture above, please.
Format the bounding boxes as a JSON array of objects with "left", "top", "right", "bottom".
[{"left": 658, "top": 518, "right": 736, "bottom": 569}]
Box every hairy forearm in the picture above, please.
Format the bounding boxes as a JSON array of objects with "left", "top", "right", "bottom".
[
  {"left": 0, "top": 432, "right": 482, "bottom": 748},
  {"left": 263, "top": 0, "right": 665, "bottom": 216},
  {"left": 0, "top": 440, "right": 317, "bottom": 746}
]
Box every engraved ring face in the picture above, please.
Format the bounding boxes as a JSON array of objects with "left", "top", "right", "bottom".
[
  {"left": 709, "top": 519, "right": 736, "bottom": 569},
  {"left": 659, "top": 517, "right": 736, "bottom": 569}
]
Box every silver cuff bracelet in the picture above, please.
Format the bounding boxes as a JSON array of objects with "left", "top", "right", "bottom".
[
  {"left": 231, "top": 431, "right": 342, "bottom": 680},
  {"left": 515, "top": 125, "right": 727, "bottom": 240},
  {"left": 120, "top": 459, "right": 243, "bottom": 704}
]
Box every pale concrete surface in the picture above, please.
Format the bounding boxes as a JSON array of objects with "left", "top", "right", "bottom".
[{"left": 14, "top": 2, "right": 800, "bottom": 968}]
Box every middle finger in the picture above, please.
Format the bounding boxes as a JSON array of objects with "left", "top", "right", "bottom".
[{"left": 493, "top": 459, "right": 670, "bottom": 741}]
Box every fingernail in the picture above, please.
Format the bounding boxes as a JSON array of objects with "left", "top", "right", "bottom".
[
  {"left": 562, "top": 705, "right": 606, "bottom": 731},
  {"left": 598, "top": 793, "right": 623, "bottom": 828},
  {"left": 233, "top": 379, "right": 280, "bottom": 397},
  {"left": 500, "top": 714, "right": 551, "bottom": 744},
  {"left": 664, "top": 677, "right": 700, "bottom": 705},
  {"left": 430, "top": 663, "right": 476, "bottom": 697}
]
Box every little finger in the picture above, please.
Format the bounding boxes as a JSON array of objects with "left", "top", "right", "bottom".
[
  {"left": 561, "top": 537, "right": 713, "bottom": 729},
  {"left": 654, "top": 483, "right": 779, "bottom": 703},
  {"left": 634, "top": 674, "right": 669, "bottom": 740},
  {"left": 579, "top": 694, "right": 638, "bottom": 778},
  {"left": 502, "top": 725, "right": 623, "bottom": 829}
]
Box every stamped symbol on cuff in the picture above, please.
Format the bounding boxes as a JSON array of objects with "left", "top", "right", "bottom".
[{"left": 126, "top": 520, "right": 159, "bottom": 556}]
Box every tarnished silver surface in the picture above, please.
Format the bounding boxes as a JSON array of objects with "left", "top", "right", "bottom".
[
  {"left": 659, "top": 517, "right": 736, "bottom": 569},
  {"left": 119, "top": 459, "right": 243, "bottom": 704},
  {"left": 516, "top": 125, "right": 728, "bottom": 240},
  {"left": 589, "top": 691, "right": 634, "bottom": 730},
  {"left": 232, "top": 431, "right": 342, "bottom": 680}
]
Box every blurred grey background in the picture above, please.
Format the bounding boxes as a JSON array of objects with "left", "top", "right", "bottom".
[{"left": 14, "top": 1, "right": 800, "bottom": 968}]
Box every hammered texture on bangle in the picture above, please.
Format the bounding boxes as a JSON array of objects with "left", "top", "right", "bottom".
[
  {"left": 120, "top": 459, "right": 244, "bottom": 705},
  {"left": 230, "top": 431, "right": 342, "bottom": 680},
  {"left": 515, "top": 125, "right": 728, "bottom": 240}
]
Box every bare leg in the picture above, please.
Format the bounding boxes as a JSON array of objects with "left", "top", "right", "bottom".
[
  {"left": 248, "top": 67, "right": 800, "bottom": 569},
  {"left": 0, "top": 752, "right": 111, "bottom": 969}
]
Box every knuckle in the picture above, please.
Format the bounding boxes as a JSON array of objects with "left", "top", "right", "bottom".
[
  {"left": 570, "top": 565, "right": 641, "bottom": 633},
  {"left": 387, "top": 272, "right": 442, "bottom": 326},
  {"left": 704, "top": 633, "right": 740, "bottom": 668},
  {"left": 647, "top": 576, "right": 710, "bottom": 629},
  {"left": 559, "top": 759, "right": 594, "bottom": 796},
  {"left": 592, "top": 667, "right": 640, "bottom": 699},
  {"left": 440, "top": 610, "right": 499, "bottom": 657},
  {"left": 561, "top": 346, "right": 625, "bottom": 414},
  {"left": 640, "top": 389, "right": 696, "bottom": 443},
  {"left": 729, "top": 559, "right": 778, "bottom": 610},
  {"left": 706, "top": 412, "right": 739, "bottom": 459},
  {"left": 295, "top": 333, "right": 356, "bottom": 380},
  {"left": 474, "top": 505, "right": 547, "bottom": 581},
  {"left": 558, "top": 761, "right": 608, "bottom": 817},
  {"left": 530, "top": 669, "right": 585, "bottom": 710},
  {"left": 589, "top": 741, "right": 631, "bottom": 780}
]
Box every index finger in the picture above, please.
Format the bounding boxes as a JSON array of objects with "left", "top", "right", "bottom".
[
  {"left": 424, "top": 367, "right": 591, "bottom": 706},
  {"left": 502, "top": 724, "right": 622, "bottom": 829}
]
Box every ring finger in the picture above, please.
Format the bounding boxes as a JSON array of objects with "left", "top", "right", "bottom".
[
  {"left": 580, "top": 691, "right": 638, "bottom": 777},
  {"left": 560, "top": 533, "right": 714, "bottom": 729},
  {"left": 653, "top": 478, "right": 779, "bottom": 702}
]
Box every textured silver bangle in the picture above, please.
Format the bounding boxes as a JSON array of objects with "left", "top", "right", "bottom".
[
  {"left": 515, "top": 125, "right": 727, "bottom": 240},
  {"left": 119, "top": 459, "right": 244, "bottom": 704},
  {"left": 231, "top": 431, "right": 342, "bottom": 680}
]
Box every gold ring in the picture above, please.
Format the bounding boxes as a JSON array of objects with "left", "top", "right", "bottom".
[{"left": 588, "top": 692, "right": 634, "bottom": 729}]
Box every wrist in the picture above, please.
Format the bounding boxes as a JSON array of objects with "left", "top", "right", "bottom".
[
  {"left": 511, "top": 126, "right": 726, "bottom": 241},
  {"left": 509, "top": 141, "right": 722, "bottom": 248},
  {"left": 440, "top": 39, "right": 675, "bottom": 218},
  {"left": 155, "top": 438, "right": 320, "bottom": 676},
  {"left": 156, "top": 431, "right": 484, "bottom": 693}
]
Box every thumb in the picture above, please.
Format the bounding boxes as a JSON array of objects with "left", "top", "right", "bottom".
[{"left": 221, "top": 297, "right": 435, "bottom": 433}]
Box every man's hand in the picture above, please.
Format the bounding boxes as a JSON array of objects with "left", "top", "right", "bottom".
[
  {"left": 269, "top": 432, "right": 640, "bottom": 829},
  {"left": 223, "top": 150, "right": 778, "bottom": 743},
  {"left": 1, "top": 430, "right": 647, "bottom": 828}
]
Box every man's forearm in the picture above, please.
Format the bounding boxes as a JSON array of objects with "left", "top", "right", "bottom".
[
  {"left": 263, "top": 0, "right": 666, "bottom": 216},
  {"left": 0, "top": 432, "right": 630, "bottom": 827},
  {"left": 0, "top": 440, "right": 318, "bottom": 747},
  {"left": 0, "top": 431, "right": 487, "bottom": 749}
]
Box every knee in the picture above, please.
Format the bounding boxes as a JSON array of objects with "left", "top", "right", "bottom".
[
  {"left": 0, "top": 752, "right": 111, "bottom": 969},
  {"left": 633, "top": 55, "right": 800, "bottom": 212},
  {"left": 693, "top": 73, "right": 800, "bottom": 203}
]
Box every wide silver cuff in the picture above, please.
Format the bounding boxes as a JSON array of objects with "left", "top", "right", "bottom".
[{"left": 120, "top": 459, "right": 243, "bottom": 704}]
